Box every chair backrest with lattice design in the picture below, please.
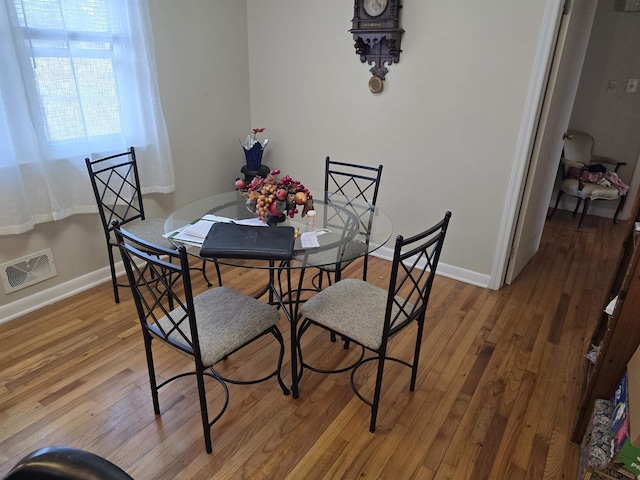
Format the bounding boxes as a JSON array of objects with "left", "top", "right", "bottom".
[
  {"left": 86, "top": 147, "right": 146, "bottom": 240},
  {"left": 114, "top": 224, "right": 201, "bottom": 359},
  {"left": 384, "top": 211, "right": 451, "bottom": 338},
  {"left": 323, "top": 157, "right": 383, "bottom": 236}
]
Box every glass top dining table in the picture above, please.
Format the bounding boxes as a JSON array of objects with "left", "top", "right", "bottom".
[
  {"left": 165, "top": 190, "right": 392, "bottom": 398},
  {"left": 164, "top": 190, "right": 393, "bottom": 269}
]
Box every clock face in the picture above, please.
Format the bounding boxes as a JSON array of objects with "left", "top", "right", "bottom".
[{"left": 363, "top": 0, "right": 388, "bottom": 17}]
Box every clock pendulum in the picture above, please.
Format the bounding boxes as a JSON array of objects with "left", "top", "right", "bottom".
[
  {"left": 369, "top": 42, "right": 384, "bottom": 93},
  {"left": 350, "top": 0, "right": 404, "bottom": 93}
]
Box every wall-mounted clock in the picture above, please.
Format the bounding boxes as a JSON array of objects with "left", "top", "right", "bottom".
[
  {"left": 350, "top": 0, "right": 404, "bottom": 93},
  {"left": 363, "top": 0, "right": 388, "bottom": 17}
]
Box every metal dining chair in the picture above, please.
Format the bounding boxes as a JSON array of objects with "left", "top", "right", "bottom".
[
  {"left": 85, "top": 147, "right": 220, "bottom": 302},
  {"left": 113, "top": 223, "right": 289, "bottom": 454},
  {"left": 307, "top": 157, "right": 383, "bottom": 289},
  {"left": 293, "top": 212, "right": 451, "bottom": 430}
]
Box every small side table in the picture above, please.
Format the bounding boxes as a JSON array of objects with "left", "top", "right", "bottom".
[{"left": 241, "top": 165, "right": 270, "bottom": 183}]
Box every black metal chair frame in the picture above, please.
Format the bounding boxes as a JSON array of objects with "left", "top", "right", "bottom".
[
  {"left": 294, "top": 212, "right": 451, "bottom": 431},
  {"left": 86, "top": 147, "right": 220, "bottom": 302},
  {"left": 3, "top": 446, "right": 133, "bottom": 480},
  {"left": 114, "top": 224, "right": 289, "bottom": 453},
  {"left": 313, "top": 156, "right": 383, "bottom": 289}
]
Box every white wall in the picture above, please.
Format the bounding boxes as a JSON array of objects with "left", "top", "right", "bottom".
[
  {"left": 0, "top": 0, "right": 555, "bottom": 321},
  {"left": 559, "top": 1, "right": 640, "bottom": 218},
  {"left": 247, "top": 0, "right": 548, "bottom": 282},
  {"left": 0, "top": 0, "right": 251, "bottom": 321},
  {"left": 150, "top": 0, "right": 252, "bottom": 206}
]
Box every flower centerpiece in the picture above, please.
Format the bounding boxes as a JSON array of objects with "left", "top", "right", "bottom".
[
  {"left": 235, "top": 169, "right": 314, "bottom": 223},
  {"left": 240, "top": 127, "right": 268, "bottom": 169}
]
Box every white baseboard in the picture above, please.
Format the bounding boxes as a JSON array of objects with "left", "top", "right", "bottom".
[
  {"left": 1, "top": 250, "right": 493, "bottom": 326},
  {"left": 552, "top": 198, "right": 624, "bottom": 220},
  {"left": 0, "top": 264, "right": 120, "bottom": 325},
  {"left": 370, "top": 246, "right": 491, "bottom": 289}
]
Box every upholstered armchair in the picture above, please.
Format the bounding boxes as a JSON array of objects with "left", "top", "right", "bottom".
[{"left": 548, "top": 130, "right": 627, "bottom": 231}]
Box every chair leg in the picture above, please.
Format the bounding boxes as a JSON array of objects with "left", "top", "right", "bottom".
[
  {"left": 369, "top": 354, "right": 386, "bottom": 433},
  {"left": 213, "top": 260, "right": 222, "bottom": 285},
  {"left": 613, "top": 195, "right": 627, "bottom": 224},
  {"left": 326, "top": 270, "right": 342, "bottom": 342},
  {"left": 573, "top": 198, "right": 582, "bottom": 217},
  {"left": 195, "top": 365, "right": 213, "bottom": 454},
  {"left": 547, "top": 190, "right": 564, "bottom": 219},
  {"left": 578, "top": 198, "right": 591, "bottom": 231},
  {"left": 194, "top": 259, "right": 222, "bottom": 288},
  {"left": 142, "top": 331, "right": 160, "bottom": 415},
  {"left": 200, "top": 259, "right": 212, "bottom": 287},
  {"left": 326, "top": 273, "right": 337, "bottom": 344},
  {"left": 362, "top": 254, "right": 369, "bottom": 282},
  {"left": 318, "top": 268, "right": 349, "bottom": 344},
  {"left": 107, "top": 244, "right": 120, "bottom": 303},
  {"left": 330, "top": 267, "right": 351, "bottom": 349},
  {"left": 410, "top": 318, "right": 426, "bottom": 391}
]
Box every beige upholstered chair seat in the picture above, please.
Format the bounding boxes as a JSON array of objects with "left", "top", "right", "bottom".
[
  {"left": 300, "top": 278, "right": 411, "bottom": 351},
  {"left": 301, "top": 238, "right": 367, "bottom": 273},
  {"left": 152, "top": 286, "right": 281, "bottom": 367},
  {"left": 115, "top": 218, "right": 174, "bottom": 249},
  {"left": 560, "top": 178, "right": 621, "bottom": 201}
]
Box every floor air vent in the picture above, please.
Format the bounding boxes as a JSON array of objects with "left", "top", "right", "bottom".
[{"left": 1, "top": 249, "right": 57, "bottom": 294}]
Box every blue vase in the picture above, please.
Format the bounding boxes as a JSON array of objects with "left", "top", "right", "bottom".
[
  {"left": 243, "top": 143, "right": 264, "bottom": 170},
  {"left": 266, "top": 213, "right": 286, "bottom": 226}
]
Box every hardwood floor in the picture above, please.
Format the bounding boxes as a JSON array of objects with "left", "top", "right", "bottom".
[{"left": 0, "top": 211, "right": 630, "bottom": 479}]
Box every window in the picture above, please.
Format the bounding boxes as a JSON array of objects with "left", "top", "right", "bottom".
[{"left": 0, "top": 0, "right": 174, "bottom": 235}]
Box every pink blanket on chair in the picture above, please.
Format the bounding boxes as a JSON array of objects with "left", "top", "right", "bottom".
[{"left": 580, "top": 171, "right": 629, "bottom": 195}]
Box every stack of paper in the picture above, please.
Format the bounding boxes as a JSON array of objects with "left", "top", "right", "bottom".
[
  {"left": 299, "top": 228, "right": 331, "bottom": 248},
  {"left": 164, "top": 214, "right": 266, "bottom": 246}
]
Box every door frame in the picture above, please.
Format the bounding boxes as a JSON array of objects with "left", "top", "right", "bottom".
[{"left": 491, "top": 0, "right": 599, "bottom": 289}]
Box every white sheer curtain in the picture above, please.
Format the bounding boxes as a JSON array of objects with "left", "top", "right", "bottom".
[{"left": 0, "top": 0, "right": 174, "bottom": 235}]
